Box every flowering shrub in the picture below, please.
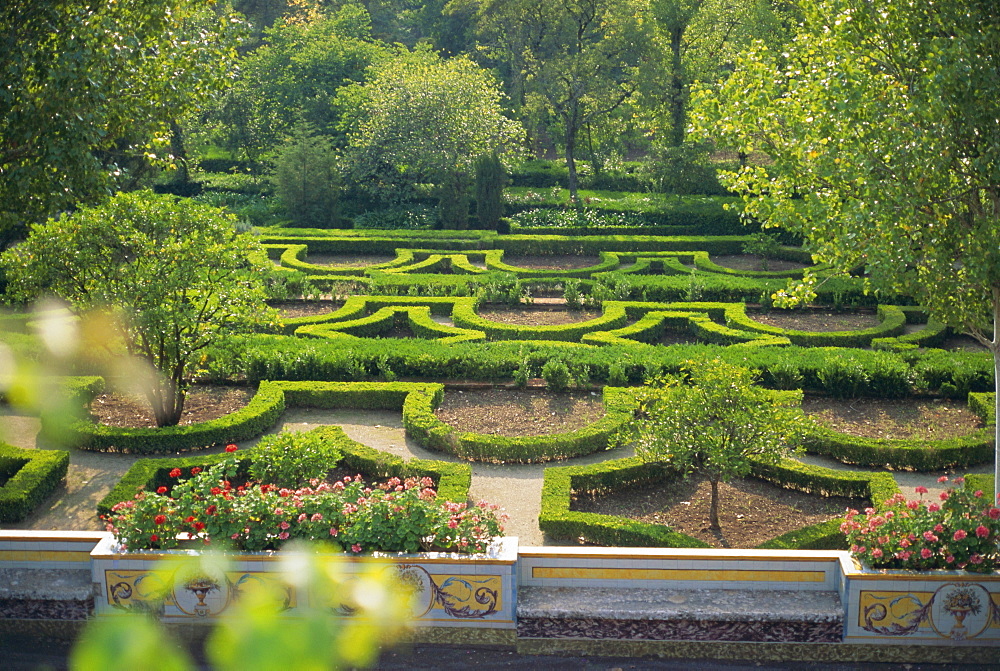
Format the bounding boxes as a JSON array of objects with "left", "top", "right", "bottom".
[
  {"left": 104, "top": 452, "right": 505, "bottom": 555},
  {"left": 842, "top": 476, "right": 1000, "bottom": 573}
]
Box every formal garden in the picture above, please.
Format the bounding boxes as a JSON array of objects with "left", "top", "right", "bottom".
[{"left": 2, "top": 0, "right": 999, "bottom": 665}]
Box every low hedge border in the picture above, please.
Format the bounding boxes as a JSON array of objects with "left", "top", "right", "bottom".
[
  {"left": 727, "top": 304, "right": 908, "bottom": 348},
  {"left": 0, "top": 443, "right": 70, "bottom": 522},
  {"left": 691, "top": 249, "right": 822, "bottom": 279},
  {"left": 484, "top": 250, "right": 622, "bottom": 278},
  {"left": 801, "top": 391, "right": 996, "bottom": 471},
  {"left": 580, "top": 308, "right": 790, "bottom": 348},
  {"left": 97, "top": 424, "right": 471, "bottom": 517},
  {"left": 49, "top": 380, "right": 448, "bottom": 455},
  {"left": 402, "top": 386, "right": 634, "bottom": 463},
  {"left": 47, "top": 381, "right": 287, "bottom": 454},
  {"left": 296, "top": 306, "right": 486, "bottom": 344},
  {"left": 538, "top": 453, "right": 900, "bottom": 550},
  {"left": 280, "top": 295, "right": 476, "bottom": 334}
]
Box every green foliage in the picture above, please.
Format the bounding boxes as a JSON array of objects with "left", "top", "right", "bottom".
[
  {"left": 2, "top": 191, "right": 277, "bottom": 426},
  {"left": 248, "top": 431, "right": 344, "bottom": 489},
  {"left": 541, "top": 360, "right": 572, "bottom": 391},
  {"left": 339, "top": 46, "right": 523, "bottom": 205},
  {"left": 625, "top": 359, "right": 809, "bottom": 528},
  {"left": 271, "top": 124, "right": 342, "bottom": 228},
  {"left": 474, "top": 153, "right": 506, "bottom": 230},
  {"left": 641, "top": 143, "right": 725, "bottom": 196},
  {"left": 0, "top": 443, "right": 69, "bottom": 522},
  {"left": 742, "top": 232, "right": 782, "bottom": 270},
  {"left": 0, "top": 0, "right": 246, "bottom": 242}
]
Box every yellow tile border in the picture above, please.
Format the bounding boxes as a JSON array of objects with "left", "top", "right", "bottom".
[
  {"left": 0, "top": 550, "right": 93, "bottom": 563},
  {"left": 91, "top": 551, "right": 516, "bottom": 566},
  {"left": 531, "top": 566, "right": 826, "bottom": 583},
  {"left": 0, "top": 531, "right": 108, "bottom": 543}
]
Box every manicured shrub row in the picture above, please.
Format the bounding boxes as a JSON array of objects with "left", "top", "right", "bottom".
[
  {"left": 910, "top": 348, "right": 995, "bottom": 398},
  {"left": 801, "top": 391, "right": 996, "bottom": 471},
  {"left": 729, "top": 304, "right": 908, "bottom": 348},
  {"left": 265, "top": 243, "right": 409, "bottom": 276},
  {"left": 968, "top": 392, "right": 996, "bottom": 425},
  {"left": 539, "top": 453, "right": 899, "bottom": 550},
  {"left": 0, "top": 443, "right": 70, "bottom": 522},
  {"left": 260, "top": 231, "right": 757, "bottom": 257},
  {"left": 402, "top": 386, "right": 634, "bottom": 463},
  {"left": 47, "top": 382, "right": 287, "bottom": 454},
  {"left": 452, "top": 301, "right": 630, "bottom": 343},
  {"left": 602, "top": 271, "right": 879, "bottom": 306},
  {"left": 213, "top": 333, "right": 991, "bottom": 398},
  {"left": 97, "top": 424, "right": 471, "bottom": 517}
]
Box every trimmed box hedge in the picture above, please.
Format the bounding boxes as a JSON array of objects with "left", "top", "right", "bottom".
[
  {"left": 403, "top": 386, "right": 634, "bottom": 463},
  {"left": 539, "top": 453, "right": 899, "bottom": 550},
  {"left": 0, "top": 443, "right": 70, "bottom": 522}
]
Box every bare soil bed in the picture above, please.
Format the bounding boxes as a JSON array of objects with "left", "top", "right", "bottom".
[
  {"left": 271, "top": 300, "right": 344, "bottom": 319},
  {"left": 501, "top": 255, "right": 601, "bottom": 270},
  {"left": 476, "top": 307, "right": 601, "bottom": 326},
  {"left": 711, "top": 254, "right": 808, "bottom": 272},
  {"left": 302, "top": 253, "right": 396, "bottom": 267},
  {"left": 801, "top": 396, "right": 984, "bottom": 440},
  {"left": 87, "top": 385, "right": 255, "bottom": 429},
  {"left": 573, "top": 475, "right": 866, "bottom": 549},
  {"left": 433, "top": 388, "right": 605, "bottom": 437},
  {"left": 749, "top": 308, "right": 881, "bottom": 331}
]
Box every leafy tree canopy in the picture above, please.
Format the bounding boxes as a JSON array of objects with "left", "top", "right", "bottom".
[
  {"left": 625, "top": 359, "right": 808, "bottom": 531},
  {"left": 0, "top": 0, "right": 247, "bottom": 245},
  {"left": 692, "top": 0, "right": 1000, "bottom": 498},
  {"left": 1, "top": 191, "right": 277, "bottom": 426}
]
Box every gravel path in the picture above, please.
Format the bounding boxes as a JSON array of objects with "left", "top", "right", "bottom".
[{"left": 0, "top": 405, "right": 993, "bottom": 541}]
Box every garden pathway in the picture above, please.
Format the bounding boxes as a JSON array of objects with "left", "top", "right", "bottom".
[{"left": 1, "top": 405, "right": 993, "bottom": 542}]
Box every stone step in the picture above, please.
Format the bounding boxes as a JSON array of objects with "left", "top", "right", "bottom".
[
  {"left": 0, "top": 568, "right": 94, "bottom": 621},
  {"left": 516, "top": 586, "right": 844, "bottom": 643}
]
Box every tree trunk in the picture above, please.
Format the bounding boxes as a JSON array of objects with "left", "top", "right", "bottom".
[
  {"left": 669, "top": 26, "right": 685, "bottom": 148},
  {"left": 169, "top": 120, "right": 189, "bottom": 185},
  {"left": 709, "top": 478, "right": 721, "bottom": 530},
  {"left": 147, "top": 379, "right": 186, "bottom": 427},
  {"left": 565, "top": 123, "right": 580, "bottom": 206}
]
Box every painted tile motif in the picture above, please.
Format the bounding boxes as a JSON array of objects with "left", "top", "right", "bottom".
[
  {"left": 859, "top": 583, "right": 1000, "bottom": 641},
  {"left": 104, "top": 564, "right": 503, "bottom": 622}
]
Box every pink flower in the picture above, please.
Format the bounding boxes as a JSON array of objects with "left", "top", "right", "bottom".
[
  {"left": 927, "top": 503, "right": 941, "bottom": 513},
  {"left": 447, "top": 519, "right": 459, "bottom": 529},
  {"left": 311, "top": 513, "right": 323, "bottom": 522},
  {"left": 329, "top": 527, "right": 338, "bottom": 536},
  {"left": 900, "top": 538, "right": 911, "bottom": 548},
  {"left": 976, "top": 525, "right": 990, "bottom": 538},
  {"left": 871, "top": 548, "right": 883, "bottom": 558},
  {"left": 953, "top": 529, "right": 967, "bottom": 541},
  {"left": 915, "top": 485, "right": 929, "bottom": 494},
  {"left": 988, "top": 508, "right": 1000, "bottom": 520},
  {"left": 937, "top": 476, "right": 948, "bottom": 483},
  {"left": 939, "top": 491, "right": 949, "bottom": 501},
  {"left": 279, "top": 521, "right": 290, "bottom": 530},
  {"left": 970, "top": 553, "right": 984, "bottom": 564},
  {"left": 920, "top": 548, "right": 933, "bottom": 559},
  {"left": 954, "top": 476, "right": 965, "bottom": 485},
  {"left": 231, "top": 533, "right": 240, "bottom": 540},
  {"left": 906, "top": 500, "right": 919, "bottom": 510},
  {"left": 351, "top": 544, "right": 362, "bottom": 553},
  {"left": 922, "top": 531, "right": 938, "bottom": 542},
  {"left": 946, "top": 555, "right": 955, "bottom": 563},
  {"left": 933, "top": 524, "right": 944, "bottom": 533},
  {"left": 278, "top": 532, "right": 290, "bottom": 540},
  {"left": 974, "top": 490, "right": 984, "bottom": 498},
  {"left": 298, "top": 513, "right": 307, "bottom": 523}
]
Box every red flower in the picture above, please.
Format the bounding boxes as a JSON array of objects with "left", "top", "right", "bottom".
[
  {"left": 193, "top": 521, "right": 205, "bottom": 532},
  {"left": 939, "top": 491, "right": 949, "bottom": 501},
  {"left": 154, "top": 515, "right": 167, "bottom": 525},
  {"left": 920, "top": 548, "right": 933, "bottom": 559},
  {"left": 976, "top": 525, "right": 990, "bottom": 538},
  {"left": 914, "top": 485, "right": 928, "bottom": 494},
  {"left": 206, "top": 505, "right": 217, "bottom": 515},
  {"left": 169, "top": 468, "right": 182, "bottom": 478},
  {"left": 156, "top": 486, "right": 167, "bottom": 494},
  {"left": 150, "top": 534, "right": 159, "bottom": 542},
  {"left": 225, "top": 444, "right": 238, "bottom": 453},
  {"left": 185, "top": 516, "right": 195, "bottom": 523},
  {"left": 191, "top": 467, "right": 202, "bottom": 475},
  {"left": 953, "top": 529, "right": 967, "bottom": 541},
  {"left": 351, "top": 543, "right": 362, "bottom": 553},
  {"left": 988, "top": 508, "right": 1000, "bottom": 520}
]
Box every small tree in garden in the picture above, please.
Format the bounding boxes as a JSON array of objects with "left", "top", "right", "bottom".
[
  {"left": 1, "top": 191, "right": 277, "bottom": 426},
  {"left": 271, "top": 123, "right": 342, "bottom": 228},
  {"left": 474, "top": 153, "right": 505, "bottom": 231},
  {"left": 624, "top": 359, "right": 809, "bottom": 531}
]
